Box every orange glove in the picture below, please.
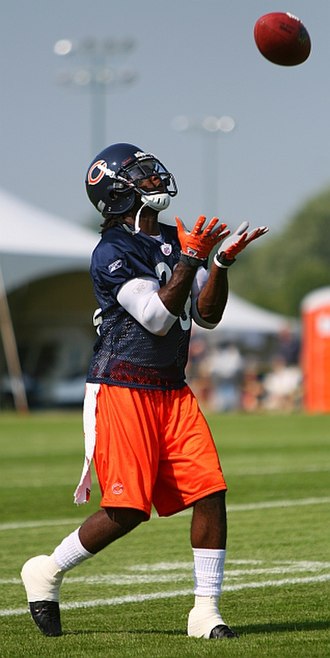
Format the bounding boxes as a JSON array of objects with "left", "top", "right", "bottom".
[
  {"left": 176, "top": 215, "right": 230, "bottom": 267},
  {"left": 214, "top": 221, "right": 269, "bottom": 268}
]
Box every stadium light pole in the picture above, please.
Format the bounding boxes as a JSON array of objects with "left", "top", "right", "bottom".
[
  {"left": 54, "top": 37, "right": 137, "bottom": 156},
  {"left": 171, "top": 115, "right": 236, "bottom": 217}
]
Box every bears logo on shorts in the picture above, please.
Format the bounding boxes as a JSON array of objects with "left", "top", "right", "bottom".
[{"left": 112, "top": 482, "right": 124, "bottom": 495}]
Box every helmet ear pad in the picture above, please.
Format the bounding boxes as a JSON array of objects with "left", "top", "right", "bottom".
[{"left": 103, "top": 182, "right": 136, "bottom": 217}]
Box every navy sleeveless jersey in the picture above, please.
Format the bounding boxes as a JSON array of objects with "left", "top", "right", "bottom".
[{"left": 87, "top": 222, "right": 193, "bottom": 390}]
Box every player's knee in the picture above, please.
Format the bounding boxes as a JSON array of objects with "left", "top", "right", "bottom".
[
  {"left": 104, "top": 507, "right": 148, "bottom": 533},
  {"left": 194, "top": 491, "right": 227, "bottom": 522}
]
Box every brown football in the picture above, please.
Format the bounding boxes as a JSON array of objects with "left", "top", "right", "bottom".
[{"left": 254, "top": 12, "right": 311, "bottom": 66}]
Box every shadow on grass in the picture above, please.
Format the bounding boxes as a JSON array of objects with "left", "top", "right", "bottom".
[
  {"left": 63, "top": 619, "right": 330, "bottom": 637},
  {"left": 63, "top": 628, "right": 186, "bottom": 637},
  {"left": 236, "top": 620, "right": 330, "bottom": 635}
]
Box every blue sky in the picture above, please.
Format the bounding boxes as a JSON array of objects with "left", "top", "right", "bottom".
[{"left": 1, "top": 0, "right": 329, "bottom": 235}]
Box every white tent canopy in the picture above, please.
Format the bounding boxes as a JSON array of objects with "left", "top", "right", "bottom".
[
  {"left": 0, "top": 187, "right": 296, "bottom": 334},
  {"left": 0, "top": 188, "right": 98, "bottom": 292},
  {"left": 193, "top": 292, "right": 298, "bottom": 337}
]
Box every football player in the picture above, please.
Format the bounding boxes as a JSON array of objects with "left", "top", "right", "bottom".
[{"left": 21, "top": 143, "right": 268, "bottom": 639}]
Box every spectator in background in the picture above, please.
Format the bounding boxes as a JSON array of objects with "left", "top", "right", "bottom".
[
  {"left": 206, "top": 342, "right": 245, "bottom": 412},
  {"left": 240, "top": 360, "right": 264, "bottom": 412},
  {"left": 262, "top": 355, "right": 302, "bottom": 411},
  {"left": 276, "top": 325, "right": 301, "bottom": 366}
]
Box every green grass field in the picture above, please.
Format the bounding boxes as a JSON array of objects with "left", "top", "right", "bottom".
[{"left": 1, "top": 411, "right": 329, "bottom": 657}]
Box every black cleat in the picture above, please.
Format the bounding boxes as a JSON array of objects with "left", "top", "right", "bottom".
[
  {"left": 29, "top": 601, "right": 62, "bottom": 637},
  {"left": 209, "top": 624, "right": 239, "bottom": 639}
]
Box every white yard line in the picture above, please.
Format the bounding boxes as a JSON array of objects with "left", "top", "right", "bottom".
[
  {"left": 2, "top": 560, "right": 330, "bottom": 586},
  {"left": 1, "top": 496, "right": 329, "bottom": 532},
  {"left": 2, "top": 573, "right": 330, "bottom": 618},
  {"left": 0, "top": 518, "right": 81, "bottom": 531},
  {"left": 131, "top": 559, "right": 330, "bottom": 571},
  {"left": 228, "top": 464, "right": 330, "bottom": 476},
  {"left": 226, "top": 496, "right": 330, "bottom": 512}
]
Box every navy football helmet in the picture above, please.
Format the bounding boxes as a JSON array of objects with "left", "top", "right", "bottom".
[{"left": 85, "top": 142, "right": 178, "bottom": 218}]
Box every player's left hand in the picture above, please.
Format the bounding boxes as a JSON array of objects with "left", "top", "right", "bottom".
[
  {"left": 176, "top": 215, "right": 230, "bottom": 265},
  {"left": 214, "top": 221, "right": 269, "bottom": 268}
]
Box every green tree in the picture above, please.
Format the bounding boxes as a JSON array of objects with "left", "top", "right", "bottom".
[{"left": 228, "top": 186, "right": 330, "bottom": 316}]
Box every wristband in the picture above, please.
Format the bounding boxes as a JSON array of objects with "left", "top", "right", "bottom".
[
  {"left": 180, "top": 253, "right": 207, "bottom": 269},
  {"left": 213, "top": 253, "right": 236, "bottom": 269}
]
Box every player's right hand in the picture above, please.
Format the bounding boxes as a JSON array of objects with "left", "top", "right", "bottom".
[{"left": 176, "top": 215, "right": 230, "bottom": 262}]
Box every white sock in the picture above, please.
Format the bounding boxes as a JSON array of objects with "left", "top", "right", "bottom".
[
  {"left": 53, "top": 528, "right": 94, "bottom": 572},
  {"left": 192, "top": 547, "right": 226, "bottom": 597}
]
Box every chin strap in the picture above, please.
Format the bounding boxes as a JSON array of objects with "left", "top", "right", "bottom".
[{"left": 133, "top": 201, "right": 148, "bottom": 234}]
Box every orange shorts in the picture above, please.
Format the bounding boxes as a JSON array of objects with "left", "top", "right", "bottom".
[{"left": 93, "top": 384, "right": 227, "bottom": 518}]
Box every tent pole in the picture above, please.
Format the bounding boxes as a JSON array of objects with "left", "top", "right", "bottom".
[{"left": 0, "top": 264, "right": 29, "bottom": 413}]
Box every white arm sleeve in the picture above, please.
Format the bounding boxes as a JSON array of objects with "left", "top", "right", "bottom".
[
  {"left": 191, "top": 267, "right": 219, "bottom": 329},
  {"left": 117, "top": 276, "right": 178, "bottom": 336}
]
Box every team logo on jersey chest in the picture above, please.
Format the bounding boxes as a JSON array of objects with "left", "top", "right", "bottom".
[{"left": 161, "top": 243, "right": 172, "bottom": 256}]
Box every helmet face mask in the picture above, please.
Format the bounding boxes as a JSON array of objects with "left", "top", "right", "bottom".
[
  {"left": 86, "top": 143, "right": 177, "bottom": 218},
  {"left": 119, "top": 155, "right": 177, "bottom": 198}
]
